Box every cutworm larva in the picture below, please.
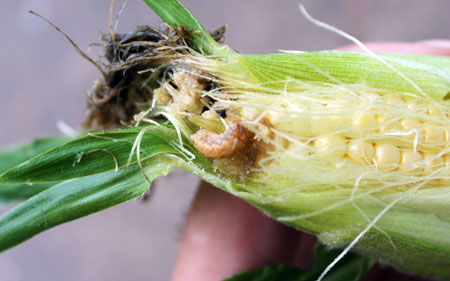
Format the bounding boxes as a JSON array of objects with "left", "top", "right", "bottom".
[{"left": 191, "top": 121, "right": 248, "bottom": 158}]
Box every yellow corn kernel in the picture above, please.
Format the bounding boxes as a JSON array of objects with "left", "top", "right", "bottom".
[
  {"left": 366, "top": 92, "right": 380, "bottom": 101},
  {"left": 377, "top": 115, "right": 401, "bottom": 132},
  {"left": 423, "top": 152, "right": 444, "bottom": 173},
  {"left": 374, "top": 143, "right": 400, "bottom": 170},
  {"left": 440, "top": 154, "right": 450, "bottom": 182},
  {"left": 406, "top": 100, "right": 422, "bottom": 111},
  {"left": 427, "top": 107, "right": 444, "bottom": 118},
  {"left": 386, "top": 96, "right": 404, "bottom": 106},
  {"left": 399, "top": 149, "right": 423, "bottom": 173},
  {"left": 268, "top": 110, "right": 286, "bottom": 127},
  {"left": 400, "top": 119, "right": 420, "bottom": 130},
  {"left": 314, "top": 135, "right": 346, "bottom": 158},
  {"left": 353, "top": 114, "right": 377, "bottom": 132},
  {"left": 423, "top": 125, "right": 444, "bottom": 144},
  {"left": 347, "top": 140, "right": 374, "bottom": 165},
  {"left": 400, "top": 119, "right": 422, "bottom": 142}
]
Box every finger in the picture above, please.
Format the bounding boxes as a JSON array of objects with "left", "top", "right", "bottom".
[
  {"left": 171, "top": 181, "right": 301, "bottom": 281},
  {"left": 339, "top": 41, "right": 450, "bottom": 56}
]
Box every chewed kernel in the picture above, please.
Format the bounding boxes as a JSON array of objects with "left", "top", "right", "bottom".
[
  {"left": 192, "top": 121, "right": 247, "bottom": 158},
  {"left": 154, "top": 88, "right": 171, "bottom": 105}
]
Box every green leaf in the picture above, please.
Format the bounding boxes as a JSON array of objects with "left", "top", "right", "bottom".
[
  {"left": 0, "top": 183, "right": 57, "bottom": 206},
  {"left": 0, "top": 125, "right": 191, "bottom": 184},
  {"left": 0, "top": 136, "right": 70, "bottom": 173},
  {"left": 223, "top": 244, "right": 372, "bottom": 281},
  {"left": 0, "top": 155, "right": 177, "bottom": 252},
  {"left": 0, "top": 137, "right": 70, "bottom": 206},
  {"left": 142, "top": 0, "right": 229, "bottom": 56},
  {"left": 236, "top": 52, "right": 450, "bottom": 101}
]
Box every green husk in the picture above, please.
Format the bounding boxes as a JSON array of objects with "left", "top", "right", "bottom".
[
  {"left": 204, "top": 52, "right": 450, "bottom": 101},
  {"left": 1, "top": 0, "right": 450, "bottom": 280}
]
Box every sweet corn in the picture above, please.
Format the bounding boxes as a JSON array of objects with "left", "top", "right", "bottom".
[
  {"left": 157, "top": 51, "right": 450, "bottom": 279},
  {"left": 136, "top": 26, "right": 450, "bottom": 277}
]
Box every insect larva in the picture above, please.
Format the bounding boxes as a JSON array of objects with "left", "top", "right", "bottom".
[{"left": 191, "top": 121, "right": 248, "bottom": 158}]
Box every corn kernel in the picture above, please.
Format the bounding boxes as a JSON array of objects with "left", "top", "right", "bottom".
[
  {"left": 423, "top": 152, "right": 444, "bottom": 173},
  {"left": 366, "top": 92, "right": 380, "bottom": 101},
  {"left": 314, "top": 135, "right": 347, "bottom": 158},
  {"left": 400, "top": 149, "right": 423, "bottom": 173},
  {"left": 374, "top": 143, "right": 400, "bottom": 170},
  {"left": 386, "top": 96, "right": 403, "bottom": 106},
  {"left": 348, "top": 140, "right": 374, "bottom": 165},
  {"left": 427, "top": 107, "right": 443, "bottom": 118},
  {"left": 353, "top": 114, "right": 377, "bottom": 131},
  {"left": 423, "top": 125, "right": 444, "bottom": 144},
  {"left": 377, "top": 115, "right": 401, "bottom": 132},
  {"left": 400, "top": 119, "right": 420, "bottom": 130}
]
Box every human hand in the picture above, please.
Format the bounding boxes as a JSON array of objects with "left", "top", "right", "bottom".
[{"left": 171, "top": 41, "right": 450, "bottom": 281}]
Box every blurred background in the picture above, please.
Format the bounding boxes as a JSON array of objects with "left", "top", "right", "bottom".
[{"left": 0, "top": 0, "right": 449, "bottom": 280}]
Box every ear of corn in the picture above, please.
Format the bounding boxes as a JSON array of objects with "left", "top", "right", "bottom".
[
  {"left": 178, "top": 50, "right": 450, "bottom": 279},
  {"left": 0, "top": 0, "right": 449, "bottom": 279},
  {"left": 140, "top": 2, "right": 450, "bottom": 278}
]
